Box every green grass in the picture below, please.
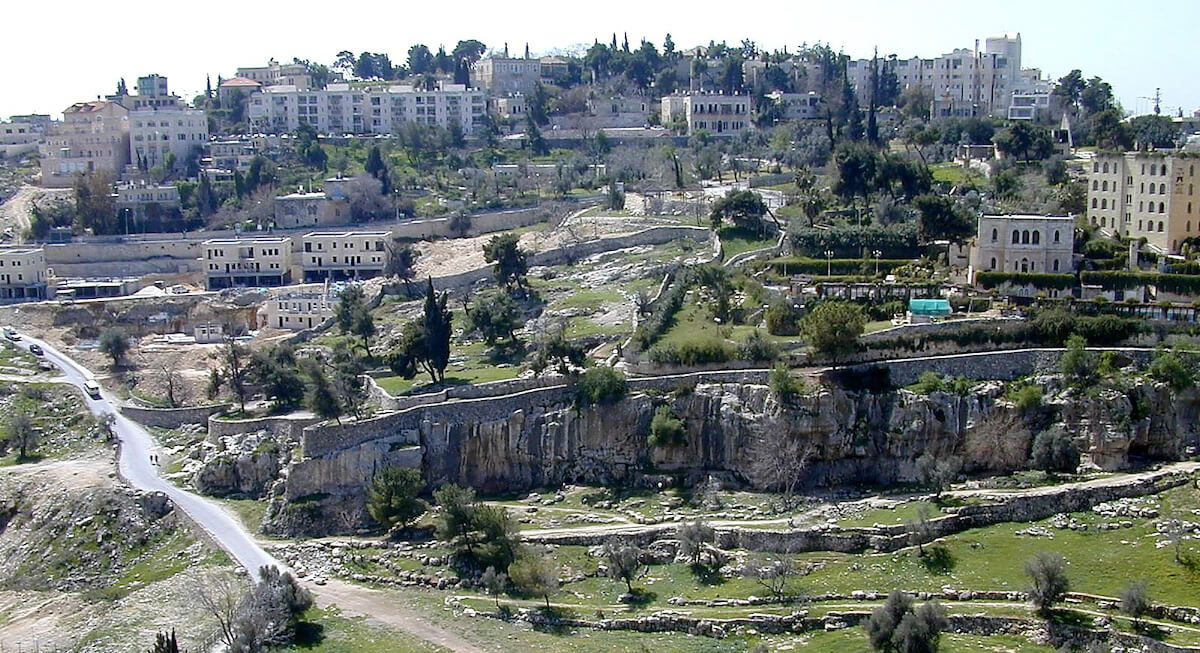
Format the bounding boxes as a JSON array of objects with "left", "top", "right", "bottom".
[
  {"left": 718, "top": 226, "right": 776, "bottom": 262},
  {"left": 837, "top": 500, "right": 944, "bottom": 528},
  {"left": 284, "top": 607, "right": 451, "bottom": 652},
  {"left": 83, "top": 530, "right": 222, "bottom": 602},
  {"left": 932, "top": 163, "right": 985, "bottom": 187},
  {"left": 220, "top": 498, "right": 269, "bottom": 532}
]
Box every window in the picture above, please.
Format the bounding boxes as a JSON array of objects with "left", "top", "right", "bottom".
[
  {"left": 1101, "top": 199, "right": 1107, "bottom": 209},
  {"left": 1160, "top": 183, "right": 1167, "bottom": 194},
  {"left": 1032, "top": 231, "right": 1040, "bottom": 245},
  {"left": 1054, "top": 230, "right": 1060, "bottom": 243},
  {"left": 1093, "top": 180, "right": 1099, "bottom": 190},
  {"left": 1103, "top": 162, "right": 1109, "bottom": 173},
  {"left": 1159, "top": 221, "right": 1165, "bottom": 232},
  {"left": 1053, "top": 259, "right": 1060, "bottom": 271},
  {"left": 1021, "top": 230, "right": 1030, "bottom": 244},
  {"left": 1160, "top": 202, "right": 1166, "bottom": 213},
  {"left": 990, "top": 257, "right": 996, "bottom": 270},
  {"left": 1091, "top": 198, "right": 1098, "bottom": 209},
  {"left": 1012, "top": 230, "right": 1020, "bottom": 244},
  {"left": 991, "top": 228, "right": 998, "bottom": 241},
  {"left": 1102, "top": 180, "right": 1108, "bottom": 191},
  {"left": 1162, "top": 164, "right": 1168, "bottom": 176}
]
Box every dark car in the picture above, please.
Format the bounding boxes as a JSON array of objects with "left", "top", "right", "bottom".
[{"left": 28, "top": 344, "right": 43, "bottom": 356}]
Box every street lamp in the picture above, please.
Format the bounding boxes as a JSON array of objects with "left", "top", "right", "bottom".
[
  {"left": 873, "top": 249, "right": 883, "bottom": 276},
  {"left": 824, "top": 249, "right": 834, "bottom": 276}
]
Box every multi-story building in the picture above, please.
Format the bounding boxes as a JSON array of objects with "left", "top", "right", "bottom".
[
  {"left": 1008, "top": 91, "right": 1052, "bottom": 120},
  {"left": 661, "top": 93, "right": 752, "bottom": 136},
  {"left": 299, "top": 231, "right": 388, "bottom": 282},
  {"left": 129, "top": 106, "right": 208, "bottom": 170},
  {"left": 260, "top": 284, "right": 337, "bottom": 330},
  {"left": 274, "top": 191, "right": 350, "bottom": 229},
  {"left": 0, "top": 118, "right": 42, "bottom": 158},
  {"left": 1088, "top": 152, "right": 1200, "bottom": 253},
  {"left": 970, "top": 215, "right": 1074, "bottom": 278},
  {"left": 202, "top": 236, "right": 292, "bottom": 289},
  {"left": 843, "top": 34, "right": 1040, "bottom": 118},
  {"left": 115, "top": 182, "right": 181, "bottom": 220},
  {"left": 471, "top": 56, "right": 542, "bottom": 95},
  {"left": 766, "top": 91, "right": 821, "bottom": 121},
  {"left": 217, "top": 77, "right": 263, "bottom": 107},
  {"left": 247, "top": 82, "right": 486, "bottom": 135},
  {"left": 493, "top": 95, "right": 527, "bottom": 120},
  {"left": 39, "top": 101, "right": 130, "bottom": 187},
  {"left": 236, "top": 59, "right": 314, "bottom": 88},
  {"left": 0, "top": 247, "right": 48, "bottom": 302},
  {"left": 207, "top": 138, "right": 258, "bottom": 172}
]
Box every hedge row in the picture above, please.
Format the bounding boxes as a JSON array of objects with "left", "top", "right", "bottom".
[
  {"left": 1080, "top": 271, "right": 1200, "bottom": 295},
  {"left": 863, "top": 310, "right": 1142, "bottom": 354},
  {"left": 975, "top": 272, "right": 1075, "bottom": 290},
  {"left": 788, "top": 224, "right": 919, "bottom": 256}
]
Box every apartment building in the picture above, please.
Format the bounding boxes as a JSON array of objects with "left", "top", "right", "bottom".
[
  {"left": 260, "top": 284, "right": 336, "bottom": 330},
  {"left": 1088, "top": 152, "right": 1200, "bottom": 253},
  {"left": 299, "top": 231, "right": 388, "bottom": 282},
  {"left": 970, "top": 215, "right": 1074, "bottom": 278},
  {"left": 0, "top": 118, "right": 42, "bottom": 158},
  {"left": 202, "top": 237, "right": 292, "bottom": 289},
  {"left": 40, "top": 101, "right": 130, "bottom": 187},
  {"left": 661, "top": 93, "right": 752, "bottom": 136},
  {"left": 130, "top": 106, "right": 208, "bottom": 170},
  {"left": 207, "top": 138, "right": 257, "bottom": 172},
  {"left": 843, "top": 34, "right": 1040, "bottom": 118},
  {"left": 115, "top": 182, "right": 181, "bottom": 219},
  {"left": 247, "top": 82, "right": 486, "bottom": 135},
  {"left": 217, "top": 77, "right": 263, "bottom": 107},
  {"left": 0, "top": 247, "right": 48, "bottom": 302},
  {"left": 274, "top": 191, "right": 350, "bottom": 229},
  {"left": 471, "top": 56, "right": 542, "bottom": 95}
]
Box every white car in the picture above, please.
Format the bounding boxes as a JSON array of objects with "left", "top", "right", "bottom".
[{"left": 83, "top": 380, "right": 102, "bottom": 399}]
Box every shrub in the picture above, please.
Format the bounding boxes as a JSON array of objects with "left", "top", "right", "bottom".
[
  {"left": 765, "top": 302, "right": 801, "bottom": 336},
  {"left": 1006, "top": 383, "right": 1044, "bottom": 414},
  {"left": 737, "top": 329, "right": 778, "bottom": 362},
  {"left": 575, "top": 366, "right": 628, "bottom": 407},
  {"left": 800, "top": 300, "right": 866, "bottom": 361},
  {"left": 648, "top": 338, "right": 733, "bottom": 366},
  {"left": 1149, "top": 349, "right": 1194, "bottom": 391},
  {"left": 366, "top": 466, "right": 427, "bottom": 531},
  {"left": 908, "top": 371, "right": 944, "bottom": 395},
  {"left": 1059, "top": 334, "right": 1096, "bottom": 387},
  {"left": 647, "top": 405, "right": 686, "bottom": 447},
  {"left": 1030, "top": 427, "right": 1079, "bottom": 473},
  {"left": 770, "top": 363, "right": 804, "bottom": 403}
]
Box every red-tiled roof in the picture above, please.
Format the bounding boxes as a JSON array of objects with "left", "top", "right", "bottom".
[
  {"left": 219, "top": 77, "right": 262, "bottom": 88},
  {"left": 65, "top": 101, "right": 116, "bottom": 113}
]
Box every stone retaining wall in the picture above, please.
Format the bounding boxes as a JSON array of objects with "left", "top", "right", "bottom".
[
  {"left": 208, "top": 413, "right": 322, "bottom": 441},
  {"left": 120, "top": 403, "right": 230, "bottom": 429}
]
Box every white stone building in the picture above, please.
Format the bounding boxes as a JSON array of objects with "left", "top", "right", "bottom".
[
  {"left": 260, "top": 283, "right": 337, "bottom": 330},
  {"left": 247, "top": 82, "right": 485, "bottom": 135},
  {"left": 1088, "top": 152, "right": 1200, "bottom": 253},
  {"left": 661, "top": 93, "right": 752, "bottom": 136},
  {"left": 40, "top": 101, "right": 130, "bottom": 187},
  {"left": 970, "top": 214, "right": 1074, "bottom": 277},
  {"left": 299, "top": 231, "right": 389, "bottom": 282},
  {"left": 0, "top": 247, "right": 48, "bottom": 302},
  {"left": 129, "top": 107, "right": 208, "bottom": 170},
  {"left": 202, "top": 236, "right": 293, "bottom": 289},
  {"left": 471, "top": 56, "right": 542, "bottom": 95}
]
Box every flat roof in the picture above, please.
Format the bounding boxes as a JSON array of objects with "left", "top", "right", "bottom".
[
  {"left": 303, "top": 231, "right": 390, "bottom": 238},
  {"left": 202, "top": 236, "right": 291, "bottom": 244},
  {"left": 0, "top": 247, "right": 43, "bottom": 255},
  {"left": 981, "top": 214, "right": 1073, "bottom": 221}
]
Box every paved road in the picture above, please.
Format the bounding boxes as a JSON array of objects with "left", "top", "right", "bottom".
[
  {"left": 14, "top": 330, "right": 486, "bottom": 651},
  {"left": 15, "top": 331, "right": 283, "bottom": 576}
]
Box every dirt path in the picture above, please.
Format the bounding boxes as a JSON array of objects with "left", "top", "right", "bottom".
[
  {"left": 0, "top": 185, "right": 71, "bottom": 243},
  {"left": 312, "top": 578, "right": 487, "bottom": 653}
]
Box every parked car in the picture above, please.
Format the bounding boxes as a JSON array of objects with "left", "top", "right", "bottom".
[
  {"left": 28, "top": 344, "right": 43, "bottom": 356},
  {"left": 83, "top": 380, "right": 101, "bottom": 398},
  {"left": 3, "top": 328, "right": 20, "bottom": 341}
]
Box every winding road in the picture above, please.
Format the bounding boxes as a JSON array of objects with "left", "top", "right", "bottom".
[{"left": 13, "top": 330, "right": 484, "bottom": 653}]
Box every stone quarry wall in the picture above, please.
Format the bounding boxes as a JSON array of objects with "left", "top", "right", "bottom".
[
  {"left": 208, "top": 413, "right": 322, "bottom": 442},
  {"left": 121, "top": 403, "right": 230, "bottom": 429}
]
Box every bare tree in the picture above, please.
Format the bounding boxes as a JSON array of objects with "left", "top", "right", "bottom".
[
  {"left": 964, "top": 411, "right": 1030, "bottom": 473},
  {"left": 160, "top": 363, "right": 184, "bottom": 407},
  {"left": 905, "top": 504, "right": 936, "bottom": 555},
  {"left": 751, "top": 431, "right": 815, "bottom": 508},
  {"left": 744, "top": 555, "right": 810, "bottom": 601},
  {"left": 677, "top": 520, "right": 716, "bottom": 566},
  {"left": 194, "top": 572, "right": 245, "bottom": 646}
]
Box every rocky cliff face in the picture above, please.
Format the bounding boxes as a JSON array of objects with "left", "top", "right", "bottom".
[{"left": 262, "top": 375, "right": 1200, "bottom": 536}]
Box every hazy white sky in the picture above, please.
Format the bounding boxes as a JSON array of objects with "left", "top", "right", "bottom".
[{"left": 3, "top": 0, "right": 1196, "bottom": 120}]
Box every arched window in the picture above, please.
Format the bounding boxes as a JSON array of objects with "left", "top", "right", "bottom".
[
  {"left": 1091, "top": 198, "right": 1098, "bottom": 208},
  {"left": 1162, "top": 164, "right": 1168, "bottom": 176},
  {"left": 1020, "top": 258, "right": 1029, "bottom": 272},
  {"left": 1101, "top": 199, "right": 1108, "bottom": 209},
  {"left": 1190, "top": 203, "right": 1194, "bottom": 214},
  {"left": 1054, "top": 230, "right": 1060, "bottom": 243},
  {"left": 1159, "top": 202, "right": 1166, "bottom": 213},
  {"left": 1093, "top": 162, "right": 1099, "bottom": 172},
  {"left": 1103, "top": 162, "right": 1109, "bottom": 173},
  {"left": 1021, "top": 230, "right": 1030, "bottom": 244},
  {"left": 1188, "top": 221, "right": 1192, "bottom": 232},
  {"left": 1093, "top": 180, "right": 1099, "bottom": 190},
  {"left": 1053, "top": 259, "right": 1060, "bottom": 271},
  {"left": 991, "top": 228, "right": 998, "bottom": 241},
  {"left": 990, "top": 257, "right": 996, "bottom": 270},
  {"left": 1032, "top": 231, "right": 1041, "bottom": 244},
  {"left": 1103, "top": 180, "right": 1109, "bottom": 191},
  {"left": 1160, "top": 183, "right": 1167, "bottom": 194},
  {"left": 1148, "top": 184, "right": 1154, "bottom": 194},
  {"left": 1159, "top": 221, "right": 1165, "bottom": 232},
  {"left": 1012, "top": 230, "right": 1020, "bottom": 244}
]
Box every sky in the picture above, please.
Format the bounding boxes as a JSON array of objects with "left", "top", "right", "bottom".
[{"left": 3, "top": 0, "right": 1197, "bottom": 120}]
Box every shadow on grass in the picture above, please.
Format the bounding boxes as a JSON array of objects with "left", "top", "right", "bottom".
[
  {"left": 918, "top": 545, "right": 956, "bottom": 575},
  {"left": 1135, "top": 622, "right": 1168, "bottom": 640},
  {"left": 621, "top": 588, "right": 657, "bottom": 607},
  {"left": 292, "top": 621, "right": 326, "bottom": 648},
  {"left": 531, "top": 606, "right": 576, "bottom": 635},
  {"left": 690, "top": 562, "right": 726, "bottom": 586},
  {"left": 1047, "top": 609, "right": 1090, "bottom": 627}
]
